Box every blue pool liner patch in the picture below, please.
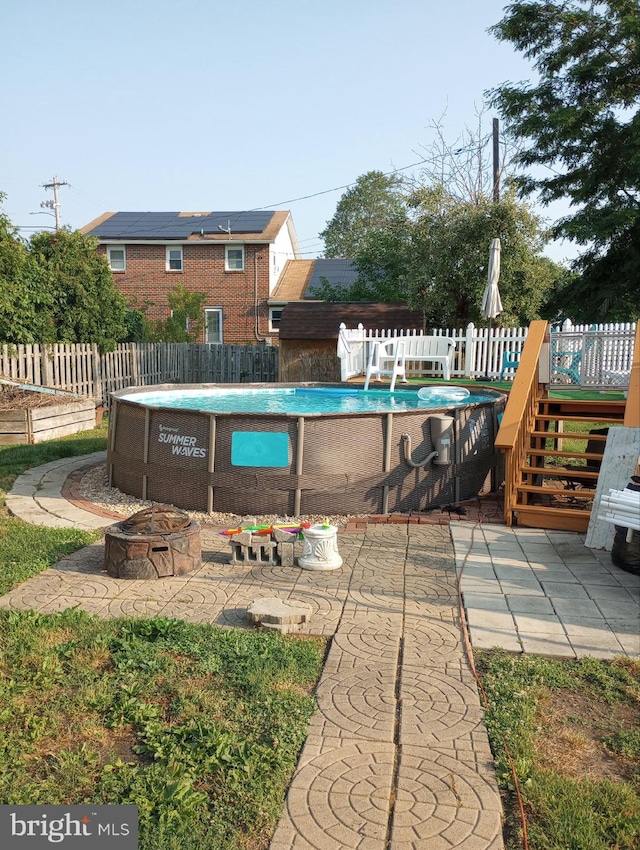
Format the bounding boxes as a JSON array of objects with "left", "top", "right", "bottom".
[{"left": 231, "top": 431, "right": 290, "bottom": 467}]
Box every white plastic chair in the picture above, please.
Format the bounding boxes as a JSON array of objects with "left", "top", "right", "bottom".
[{"left": 363, "top": 339, "right": 406, "bottom": 392}]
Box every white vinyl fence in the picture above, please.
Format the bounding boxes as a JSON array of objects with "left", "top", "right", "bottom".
[
  {"left": 0, "top": 342, "right": 279, "bottom": 405},
  {"left": 338, "top": 321, "right": 636, "bottom": 388},
  {"left": 338, "top": 323, "right": 528, "bottom": 381},
  {"left": 550, "top": 321, "right": 636, "bottom": 388}
]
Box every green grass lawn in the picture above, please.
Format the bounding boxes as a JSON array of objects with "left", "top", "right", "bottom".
[
  {"left": 0, "top": 423, "right": 327, "bottom": 849},
  {"left": 476, "top": 651, "right": 640, "bottom": 850},
  {"left": 374, "top": 375, "right": 627, "bottom": 401},
  {"left": 539, "top": 417, "right": 612, "bottom": 467}
]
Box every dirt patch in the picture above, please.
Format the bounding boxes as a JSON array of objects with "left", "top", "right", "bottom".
[
  {"left": 0, "top": 385, "right": 76, "bottom": 411},
  {"left": 534, "top": 690, "right": 640, "bottom": 783}
]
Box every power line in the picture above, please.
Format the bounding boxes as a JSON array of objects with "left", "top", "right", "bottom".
[
  {"left": 63, "top": 157, "right": 430, "bottom": 239},
  {"left": 59, "top": 154, "right": 434, "bottom": 243},
  {"left": 251, "top": 158, "right": 430, "bottom": 211},
  {"left": 68, "top": 184, "right": 110, "bottom": 208}
]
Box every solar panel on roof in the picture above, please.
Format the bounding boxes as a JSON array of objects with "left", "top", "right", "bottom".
[
  {"left": 304, "top": 259, "right": 359, "bottom": 298},
  {"left": 200, "top": 211, "right": 275, "bottom": 234},
  {"left": 86, "top": 210, "right": 277, "bottom": 238}
]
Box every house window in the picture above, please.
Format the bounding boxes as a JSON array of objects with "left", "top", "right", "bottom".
[
  {"left": 204, "top": 308, "right": 223, "bottom": 344},
  {"left": 269, "top": 308, "right": 283, "bottom": 332},
  {"left": 166, "top": 246, "right": 183, "bottom": 271},
  {"left": 225, "top": 246, "right": 244, "bottom": 271},
  {"left": 107, "top": 247, "right": 126, "bottom": 271}
]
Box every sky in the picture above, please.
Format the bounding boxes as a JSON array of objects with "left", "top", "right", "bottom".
[{"left": 1, "top": 0, "right": 577, "bottom": 264}]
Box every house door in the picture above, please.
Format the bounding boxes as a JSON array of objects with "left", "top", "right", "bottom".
[{"left": 204, "top": 308, "right": 223, "bottom": 344}]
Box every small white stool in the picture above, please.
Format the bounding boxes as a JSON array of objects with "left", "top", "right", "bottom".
[{"left": 298, "top": 523, "right": 343, "bottom": 570}]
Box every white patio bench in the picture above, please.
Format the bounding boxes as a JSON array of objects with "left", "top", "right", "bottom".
[{"left": 364, "top": 336, "right": 456, "bottom": 391}]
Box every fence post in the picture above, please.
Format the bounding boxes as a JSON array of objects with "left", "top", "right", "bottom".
[
  {"left": 131, "top": 343, "right": 140, "bottom": 386},
  {"left": 92, "top": 344, "right": 104, "bottom": 404},
  {"left": 464, "top": 323, "right": 475, "bottom": 377}
]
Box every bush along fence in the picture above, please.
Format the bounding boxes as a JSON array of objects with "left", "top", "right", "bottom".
[
  {"left": 0, "top": 342, "right": 279, "bottom": 405},
  {"left": 339, "top": 321, "right": 636, "bottom": 389}
]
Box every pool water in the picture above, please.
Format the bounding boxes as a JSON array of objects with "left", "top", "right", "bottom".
[{"left": 119, "top": 386, "right": 492, "bottom": 415}]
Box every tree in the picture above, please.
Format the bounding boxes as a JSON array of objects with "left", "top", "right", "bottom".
[
  {"left": 311, "top": 219, "right": 412, "bottom": 302},
  {"left": 29, "top": 229, "right": 127, "bottom": 351},
  {"left": 122, "top": 309, "right": 147, "bottom": 343},
  {"left": 314, "top": 114, "right": 563, "bottom": 323},
  {"left": 146, "top": 283, "right": 207, "bottom": 342},
  {"left": 320, "top": 170, "right": 409, "bottom": 258},
  {"left": 0, "top": 195, "right": 55, "bottom": 343},
  {"left": 313, "top": 183, "right": 562, "bottom": 326},
  {"left": 488, "top": 0, "right": 640, "bottom": 320},
  {"left": 406, "top": 184, "right": 561, "bottom": 328},
  {"left": 412, "top": 109, "right": 518, "bottom": 205}
]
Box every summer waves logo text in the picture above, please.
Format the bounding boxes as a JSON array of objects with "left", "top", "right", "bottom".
[
  {"left": 158, "top": 425, "right": 207, "bottom": 458},
  {"left": 0, "top": 806, "right": 138, "bottom": 848}
]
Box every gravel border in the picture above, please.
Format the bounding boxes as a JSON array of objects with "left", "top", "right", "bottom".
[{"left": 78, "top": 463, "right": 357, "bottom": 530}]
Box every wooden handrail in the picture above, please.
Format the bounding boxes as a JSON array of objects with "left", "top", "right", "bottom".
[
  {"left": 495, "top": 320, "right": 548, "bottom": 451},
  {"left": 495, "top": 320, "right": 548, "bottom": 525},
  {"left": 623, "top": 324, "right": 640, "bottom": 427}
]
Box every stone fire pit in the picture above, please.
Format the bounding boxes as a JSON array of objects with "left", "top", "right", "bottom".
[{"left": 104, "top": 506, "right": 201, "bottom": 579}]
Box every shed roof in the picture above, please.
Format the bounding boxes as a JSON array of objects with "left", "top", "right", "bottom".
[{"left": 278, "top": 302, "right": 424, "bottom": 340}]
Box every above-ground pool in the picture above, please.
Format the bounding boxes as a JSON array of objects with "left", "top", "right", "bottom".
[{"left": 108, "top": 383, "right": 506, "bottom": 516}]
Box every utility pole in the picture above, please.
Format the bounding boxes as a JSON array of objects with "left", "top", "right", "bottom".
[
  {"left": 492, "top": 118, "right": 500, "bottom": 203},
  {"left": 40, "top": 176, "right": 69, "bottom": 231}
]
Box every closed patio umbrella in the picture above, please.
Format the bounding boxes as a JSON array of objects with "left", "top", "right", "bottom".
[{"left": 480, "top": 238, "right": 503, "bottom": 379}]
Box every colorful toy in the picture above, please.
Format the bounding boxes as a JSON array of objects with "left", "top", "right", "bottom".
[{"left": 220, "top": 522, "right": 311, "bottom": 537}]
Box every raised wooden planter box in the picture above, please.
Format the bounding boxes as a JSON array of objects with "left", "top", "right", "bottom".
[{"left": 0, "top": 398, "right": 96, "bottom": 445}]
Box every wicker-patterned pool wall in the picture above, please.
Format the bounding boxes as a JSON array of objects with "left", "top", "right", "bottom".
[{"left": 107, "top": 384, "right": 506, "bottom": 516}]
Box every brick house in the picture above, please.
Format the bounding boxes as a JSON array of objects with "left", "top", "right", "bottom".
[{"left": 81, "top": 210, "right": 300, "bottom": 345}]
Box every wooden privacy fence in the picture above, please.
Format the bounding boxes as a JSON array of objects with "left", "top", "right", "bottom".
[{"left": 0, "top": 342, "right": 279, "bottom": 404}]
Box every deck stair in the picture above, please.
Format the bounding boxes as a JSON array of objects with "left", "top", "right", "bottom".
[
  {"left": 512, "top": 398, "right": 626, "bottom": 532},
  {"left": 496, "top": 319, "right": 639, "bottom": 531}
]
